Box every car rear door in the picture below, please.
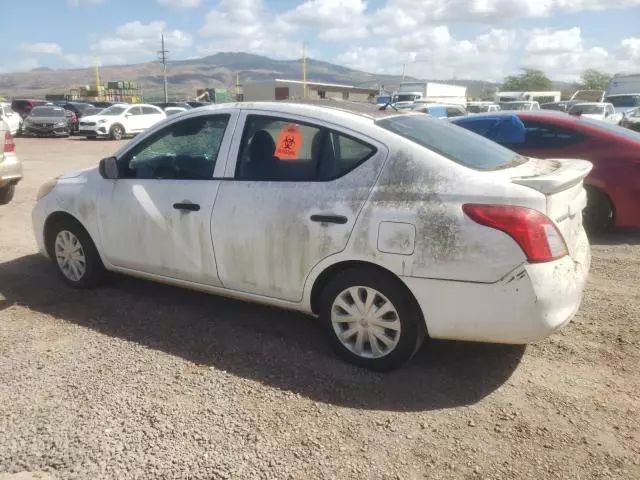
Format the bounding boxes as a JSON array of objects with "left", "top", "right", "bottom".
[{"left": 210, "top": 110, "right": 388, "bottom": 302}]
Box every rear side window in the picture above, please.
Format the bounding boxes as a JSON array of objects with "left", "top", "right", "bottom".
[
  {"left": 376, "top": 115, "right": 524, "bottom": 171},
  {"left": 520, "top": 121, "right": 585, "bottom": 148},
  {"left": 235, "top": 115, "right": 376, "bottom": 181}
]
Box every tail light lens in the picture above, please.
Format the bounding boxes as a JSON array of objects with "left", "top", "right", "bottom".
[
  {"left": 463, "top": 204, "right": 568, "bottom": 263},
  {"left": 4, "top": 132, "right": 15, "bottom": 153}
]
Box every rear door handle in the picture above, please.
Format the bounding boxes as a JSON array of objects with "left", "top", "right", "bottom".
[
  {"left": 173, "top": 202, "right": 200, "bottom": 212},
  {"left": 310, "top": 214, "right": 348, "bottom": 224}
]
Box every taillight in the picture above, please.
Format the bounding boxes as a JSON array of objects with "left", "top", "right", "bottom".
[
  {"left": 462, "top": 204, "right": 568, "bottom": 263},
  {"left": 4, "top": 132, "right": 15, "bottom": 152}
]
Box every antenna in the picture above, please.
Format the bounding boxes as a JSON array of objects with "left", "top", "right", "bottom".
[
  {"left": 302, "top": 42, "right": 307, "bottom": 99},
  {"left": 158, "top": 33, "right": 169, "bottom": 102}
]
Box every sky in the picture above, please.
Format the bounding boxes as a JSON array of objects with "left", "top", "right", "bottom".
[{"left": 1, "top": 0, "right": 639, "bottom": 82}]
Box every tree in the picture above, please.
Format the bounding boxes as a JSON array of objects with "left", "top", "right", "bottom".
[
  {"left": 502, "top": 68, "right": 553, "bottom": 91},
  {"left": 579, "top": 69, "right": 611, "bottom": 90}
]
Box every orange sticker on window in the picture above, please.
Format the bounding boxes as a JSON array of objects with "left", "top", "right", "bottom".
[{"left": 275, "top": 123, "right": 302, "bottom": 160}]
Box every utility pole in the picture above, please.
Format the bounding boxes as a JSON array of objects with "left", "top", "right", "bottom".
[
  {"left": 158, "top": 34, "right": 169, "bottom": 102},
  {"left": 401, "top": 63, "right": 406, "bottom": 83}
]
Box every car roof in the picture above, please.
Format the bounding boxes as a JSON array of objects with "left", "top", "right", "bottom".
[{"left": 187, "top": 100, "right": 403, "bottom": 123}]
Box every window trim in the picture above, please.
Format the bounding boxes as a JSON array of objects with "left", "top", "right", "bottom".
[
  {"left": 116, "top": 113, "right": 233, "bottom": 180},
  {"left": 228, "top": 112, "right": 379, "bottom": 183}
]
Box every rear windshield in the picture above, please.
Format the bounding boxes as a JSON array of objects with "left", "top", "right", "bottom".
[
  {"left": 30, "top": 106, "right": 66, "bottom": 117},
  {"left": 376, "top": 114, "right": 526, "bottom": 171}
]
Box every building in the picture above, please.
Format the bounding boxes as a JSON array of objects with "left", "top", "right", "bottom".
[{"left": 242, "top": 79, "right": 377, "bottom": 103}]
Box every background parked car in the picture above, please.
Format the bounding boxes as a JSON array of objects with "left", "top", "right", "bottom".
[
  {"left": 10, "top": 99, "right": 52, "bottom": 120},
  {"left": 151, "top": 101, "right": 193, "bottom": 111},
  {"left": 82, "top": 107, "right": 106, "bottom": 117},
  {"left": 164, "top": 106, "right": 188, "bottom": 116},
  {"left": 567, "top": 102, "right": 622, "bottom": 124},
  {"left": 500, "top": 101, "right": 541, "bottom": 111},
  {"left": 451, "top": 111, "right": 640, "bottom": 233},
  {"left": 54, "top": 101, "right": 95, "bottom": 133},
  {"left": 620, "top": 107, "right": 640, "bottom": 131},
  {"left": 78, "top": 103, "right": 166, "bottom": 140},
  {"left": 540, "top": 100, "right": 581, "bottom": 112},
  {"left": 410, "top": 103, "right": 467, "bottom": 118},
  {"left": 22, "top": 106, "right": 71, "bottom": 137},
  {"left": 0, "top": 102, "right": 22, "bottom": 135},
  {"left": 0, "top": 118, "right": 21, "bottom": 205},
  {"left": 186, "top": 101, "right": 210, "bottom": 108},
  {"left": 90, "top": 101, "right": 116, "bottom": 109}
]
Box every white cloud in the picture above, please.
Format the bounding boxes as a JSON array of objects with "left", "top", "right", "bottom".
[
  {"left": 336, "top": 27, "right": 516, "bottom": 81},
  {"left": 19, "top": 43, "right": 63, "bottom": 55},
  {"left": 521, "top": 28, "right": 639, "bottom": 81},
  {"left": 198, "top": 0, "right": 299, "bottom": 58},
  {"left": 157, "top": 0, "right": 201, "bottom": 7},
  {"left": 281, "top": 0, "right": 369, "bottom": 40},
  {"left": 90, "top": 20, "right": 193, "bottom": 60},
  {"left": 369, "top": 0, "right": 640, "bottom": 32}
]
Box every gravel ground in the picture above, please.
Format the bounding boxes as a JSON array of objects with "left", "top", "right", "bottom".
[{"left": 1, "top": 137, "right": 639, "bottom": 480}]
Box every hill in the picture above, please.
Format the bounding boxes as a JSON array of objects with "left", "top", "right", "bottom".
[{"left": 0, "top": 52, "right": 508, "bottom": 100}]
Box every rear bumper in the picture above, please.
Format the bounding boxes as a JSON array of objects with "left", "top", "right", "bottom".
[
  {"left": 0, "top": 152, "right": 23, "bottom": 186},
  {"left": 403, "top": 228, "right": 591, "bottom": 344}
]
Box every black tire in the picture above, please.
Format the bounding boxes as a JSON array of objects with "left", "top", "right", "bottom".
[
  {"left": 110, "top": 124, "right": 124, "bottom": 140},
  {"left": 320, "top": 267, "right": 426, "bottom": 371},
  {"left": 584, "top": 187, "right": 613, "bottom": 235},
  {"left": 46, "top": 217, "right": 106, "bottom": 289},
  {"left": 0, "top": 184, "right": 16, "bottom": 205}
]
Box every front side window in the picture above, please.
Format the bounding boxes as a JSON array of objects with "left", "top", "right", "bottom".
[
  {"left": 235, "top": 115, "right": 376, "bottom": 182},
  {"left": 376, "top": 115, "right": 526, "bottom": 171},
  {"left": 119, "top": 115, "right": 230, "bottom": 180},
  {"left": 100, "top": 106, "right": 127, "bottom": 116},
  {"left": 446, "top": 107, "right": 465, "bottom": 117},
  {"left": 127, "top": 106, "right": 143, "bottom": 116}
]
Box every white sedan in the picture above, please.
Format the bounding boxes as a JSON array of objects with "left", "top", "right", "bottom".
[
  {"left": 78, "top": 103, "right": 166, "bottom": 140},
  {"left": 32, "top": 102, "right": 592, "bottom": 371}
]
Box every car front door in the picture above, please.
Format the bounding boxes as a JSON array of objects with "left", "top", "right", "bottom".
[
  {"left": 97, "top": 111, "right": 238, "bottom": 285},
  {"left": 210, "top": 111, "right": 387, "bottom": 302}
]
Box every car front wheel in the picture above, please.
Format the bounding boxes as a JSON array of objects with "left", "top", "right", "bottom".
[
  {"left": 320, "top": 268, "right": 426, "bottom": 371},
  {"left": 110, "top": 124, "right": 124, "bottom": 140},
  {"left": 47, "top": 218, "right": 106, "bottom": 288}
]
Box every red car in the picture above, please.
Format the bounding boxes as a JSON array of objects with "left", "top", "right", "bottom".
[{"left": 451, "top": 111, "right": 640, "bottom": 233}]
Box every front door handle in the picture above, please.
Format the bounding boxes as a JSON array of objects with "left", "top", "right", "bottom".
[
  {"left": 310, "top": 214, "right": 348, "bottom": 224},
  {"left": 173, "top": 202, "right": 200, "bottom": 212}
]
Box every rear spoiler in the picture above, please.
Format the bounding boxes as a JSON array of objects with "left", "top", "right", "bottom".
[{"left": 512, "top": 159, "right": 593, "bottom": 195}]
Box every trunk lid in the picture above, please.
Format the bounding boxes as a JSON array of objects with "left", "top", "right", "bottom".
[{"left": 509, "top": 158, "right": 593, "bottom": 257}]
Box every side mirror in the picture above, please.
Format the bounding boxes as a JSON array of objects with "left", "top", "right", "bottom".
[{"left": 99, "top": 156, "right": 119, "bottom": 179}]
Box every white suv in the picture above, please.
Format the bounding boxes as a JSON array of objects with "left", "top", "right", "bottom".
[{"left": 78, "top": 104, "right": 166, "bottom": 140}]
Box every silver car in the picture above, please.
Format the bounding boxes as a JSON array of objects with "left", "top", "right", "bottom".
[{"left": 0, "top": 118, "right": 22, "bottom": 205}]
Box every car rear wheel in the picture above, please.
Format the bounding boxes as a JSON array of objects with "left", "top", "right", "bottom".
[
  {"left": 0, "top": 184, "right": 16, "bottom": 205},
  {"left": 320, "top": 267, "right": 426, "bottom": 371},
  {"left": 47, "top": 217, "right": 106, "bottom": 288},
  {"left": 584, "top": 187, "right": 613, "bottom": 235},
  {"left": 110, "top": 124, "right": 124, "bottom": 140}
]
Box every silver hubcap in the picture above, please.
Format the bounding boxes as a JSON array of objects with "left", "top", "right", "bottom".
[
  {"left": 331, "top": 286, "right": 401, "bottom": 359},
  {"left": 54, "top": 230, "right": 86, "bottom": 282}
]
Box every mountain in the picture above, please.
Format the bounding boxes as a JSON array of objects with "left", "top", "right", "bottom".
[{"left": 0, "top": 52, "right": 504, "bottom": 100}]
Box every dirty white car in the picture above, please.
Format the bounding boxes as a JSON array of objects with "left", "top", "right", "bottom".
[
  {"left": 32, "top": 102, "right": 592, "bottom": 371},
  {"left": 1, "top": 118, "right": 22, "bottom": 205}
]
